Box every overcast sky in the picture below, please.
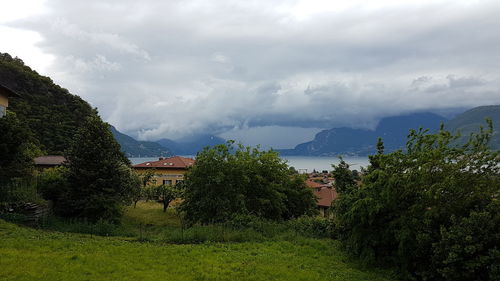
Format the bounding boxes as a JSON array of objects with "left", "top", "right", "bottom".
[{"left": 1, "top": 0, "right": 500, "bottom": 148}]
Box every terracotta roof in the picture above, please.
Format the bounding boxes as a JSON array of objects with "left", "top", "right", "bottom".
[
  {"left": 305, "top": 179, "right": 337, "bottom": 207},
  {"left": 314, "top": 187, "right": 338, "bottom": 207},
  {"left": 34, "top": 156, "right": 67, "bottom": 166},
  {"left": 133, "top": 156, "right": 195, "bottom": 169},
  {"left": 0, "top": 84, "right": 20, "bottom": 97},
  {"left": 305, "top": 179, "right": 325, "bottom": 188}
]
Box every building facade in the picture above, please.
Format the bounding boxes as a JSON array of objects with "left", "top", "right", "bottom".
[
  {"left": 133, "top": 156, "right": 195, "bottom": 186},
  {"left": 0, "top": 84, "right": 20, "bottom": 117}
]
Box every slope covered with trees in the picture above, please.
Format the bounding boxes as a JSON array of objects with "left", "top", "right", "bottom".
[
  {"left": 0, "top": 53, "right": 94, "bottom": 154},
  {"left": 110, "top": 126, "right": 171, "bottom": 157}
]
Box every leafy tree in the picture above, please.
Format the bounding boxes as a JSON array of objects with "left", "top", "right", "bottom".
[
  {"left": 154, "top": 184, "right": 178, "bottom": 212},
  {"left": 333, "top": 121, "right": 500, "bottom": 280},
  {"left": 56, "top": 112, "right": 139, "bottom": 223},
  {"left": 0, "top": 112, "right": 38, "bottom": 185},
  {"left": 180, "top": 143, "right": 317, "bottom": 224},
  {"left": 331, "top": 157, "right": 357, "bottom": 194}
]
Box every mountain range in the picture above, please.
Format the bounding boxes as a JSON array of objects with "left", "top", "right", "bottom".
[
  {"left": 156, "top": 135, "right": 226, "bottom": 155},
  {"left": 109, "top": 126, "right": 171, "bottom": 157},
  {"left": 115, "top": 106, "right": 500, "bottom": 157},
  {"left": 278, "top": 112, "right": 448, "bottom": 156},
  {"left": 278, "top": 107, "right": 500, "bottom": 156}
]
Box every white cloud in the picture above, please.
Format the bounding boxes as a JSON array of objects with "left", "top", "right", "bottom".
[{"left": 1, "top": 0, "right": 500, "bottom": 147}]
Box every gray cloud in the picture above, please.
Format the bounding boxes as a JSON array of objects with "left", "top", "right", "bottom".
[{"left": 6, "top": 0, "right": 500, "bottom": 145}]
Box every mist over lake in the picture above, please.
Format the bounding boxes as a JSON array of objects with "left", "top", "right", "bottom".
[{"left": 130, "top": 156, "right": 370, "bottom": 173}]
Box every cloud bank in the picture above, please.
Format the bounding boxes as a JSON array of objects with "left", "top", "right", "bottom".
[{"left": 6, "top": 0, "right": 500, "bottom": 146}]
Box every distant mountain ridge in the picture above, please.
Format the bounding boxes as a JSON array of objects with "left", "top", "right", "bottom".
[
  {"left": 110, "top": 126, "right": 171, "bottom": 157},
  {"left": 445, "top": 105, "right": 500, "bottom": 149},
  {"left": 279, "top": 112, "right": 448, "bottom": 156},
  {"left": 157, "top": 134, "right": 226, "bottom": 155}
]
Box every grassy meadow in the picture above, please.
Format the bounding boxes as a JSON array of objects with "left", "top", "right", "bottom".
[{"left": 0, "top": 202, "right": 395, "bottom": 281}]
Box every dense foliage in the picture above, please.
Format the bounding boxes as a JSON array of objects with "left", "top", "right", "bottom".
[
  {"left": 180, "top": 143, "right": 317, "bottom": 224},
  {"left": 54, "top": 113, "right": 140, "bottom": 222},
  {"left": 0, "top": 53, "right": 94, "bottom": 154},
  {"left": 0, "top": 112, "right": 37, "bottom": 184},
  {"left": 333, "top": 121, "right": 500, "bottom": 280}
]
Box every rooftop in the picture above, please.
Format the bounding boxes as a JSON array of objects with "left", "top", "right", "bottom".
[
  {"left": 0, "top": 84, "right": 20, "bottom": 98},
  {"left": 34, "top": 156, "right": 67, "bottom": 166},
  {"left": 133, "top": 156, "right": 195, "bottom": 169}
]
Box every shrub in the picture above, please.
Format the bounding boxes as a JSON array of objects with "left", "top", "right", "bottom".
[
  {"left": 333, "top": 121, "right": 500, "bottom": 280},
  {"left": 287, "top": 216, "right": 334, "bottom": 238}
]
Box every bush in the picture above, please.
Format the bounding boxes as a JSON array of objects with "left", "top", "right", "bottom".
[
  {"left": 333, "top": 121, "right": 500, "bottom": 280},
  {"left": 287, "top": 216, "right": 334, "bottom": 238},
  {"left": 37, "top": 166, "right": 69, "bottom": 202}
]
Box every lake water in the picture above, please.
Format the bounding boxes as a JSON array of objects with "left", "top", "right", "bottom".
[{"left": 130, "top": 156, "right": 370, "bottom": 172}]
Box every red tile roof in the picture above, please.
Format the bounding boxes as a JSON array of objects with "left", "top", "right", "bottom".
[
  {"left": 34, "top": 156, "right": 67, "bottom": 166},
  {"left": 305, "top": 179, "right": 337, "bottom": 207},
  {"left": 133, "top": 156, "right": 195, "bottom": 169},
  {"left": 305, "top": 179, "right": 325, "bottom": 188},
  {"left": 314, "top": 187, "right": 337, "bottom": 207}
]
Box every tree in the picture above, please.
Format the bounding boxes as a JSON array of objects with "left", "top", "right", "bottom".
[
  {"left": 57, "top": 112, "right": 139, "bottom": 223},
  {"left": 0, "top": 112, "right": 39, "bottom": 192},
  {"left": 130, "top": 169, "right": 155, "bottom": 208},
  {"left": 180, "top": 143, "right": 317, "bottom": 224},
  {"left": 331, "top": 157, "right": 357, "bottom": 194},
  {"left": 154, "top": 184, "right": 178, "bottom": 212},
  {"left": 333, "top": 121, "right": 500, "bottom": 280}
]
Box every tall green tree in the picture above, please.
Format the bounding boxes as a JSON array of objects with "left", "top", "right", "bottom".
[
  {"left": 331, "top": 157, "right": 357, "bottom": 194},
  {"left": 180, "top": 143, "right": 316, "bottom": 224},
  {"left": 333, "top": 121, "right": 500, "bottom": 280},
  {"left": 57, "top": 112, "right": 138, "bottom": 222},
  {"left": 0, "top": 112, "right": 37, "bottom": 184}
]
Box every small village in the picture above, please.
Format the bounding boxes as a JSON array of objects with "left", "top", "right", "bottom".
[{"left": 33, "top": 154, "right": 339, "bottom": 217}]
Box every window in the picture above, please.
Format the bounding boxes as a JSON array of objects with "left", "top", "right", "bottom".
[
  {"left": 163, "top": 179, "right": 172, "bottom": 185},
  {"left": 0, "top": 105, "right": 5, "bottom": 118}
]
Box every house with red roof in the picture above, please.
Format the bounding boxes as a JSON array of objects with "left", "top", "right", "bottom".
[
  {"left": 133, "top": 156, "right": 195, "bottom": 186},
  {"left": 306, "top": 179, "right": 337, "bottom": 217}
]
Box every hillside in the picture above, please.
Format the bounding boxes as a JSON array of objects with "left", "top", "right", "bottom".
[
  {"left": 445, "top": 105, "right": 500, "bottom": 149},
  {"left": 280, "top": 112, "right": 447, "bottom": 156},
  {"left": 0, "top": 53, "right": 94, "bottom": 154},
  {"left": 157, "top": 134, "right": 226, "bottom": 155},
  {"left": 110, "top": 126, "right": 171, "bottom": 157}
]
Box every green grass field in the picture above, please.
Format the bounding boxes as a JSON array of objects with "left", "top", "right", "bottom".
[{"left": 0, "top": 202, "right": 395, "bottom": 281}]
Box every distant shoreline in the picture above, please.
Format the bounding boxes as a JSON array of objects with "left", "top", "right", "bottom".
[{"left": 130, "top": 155, "right": 370, "bottom": 172}]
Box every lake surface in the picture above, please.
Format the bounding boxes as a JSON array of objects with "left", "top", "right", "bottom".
[{"left": 130, "top": 156, "right": 370, "bottom": 172}]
